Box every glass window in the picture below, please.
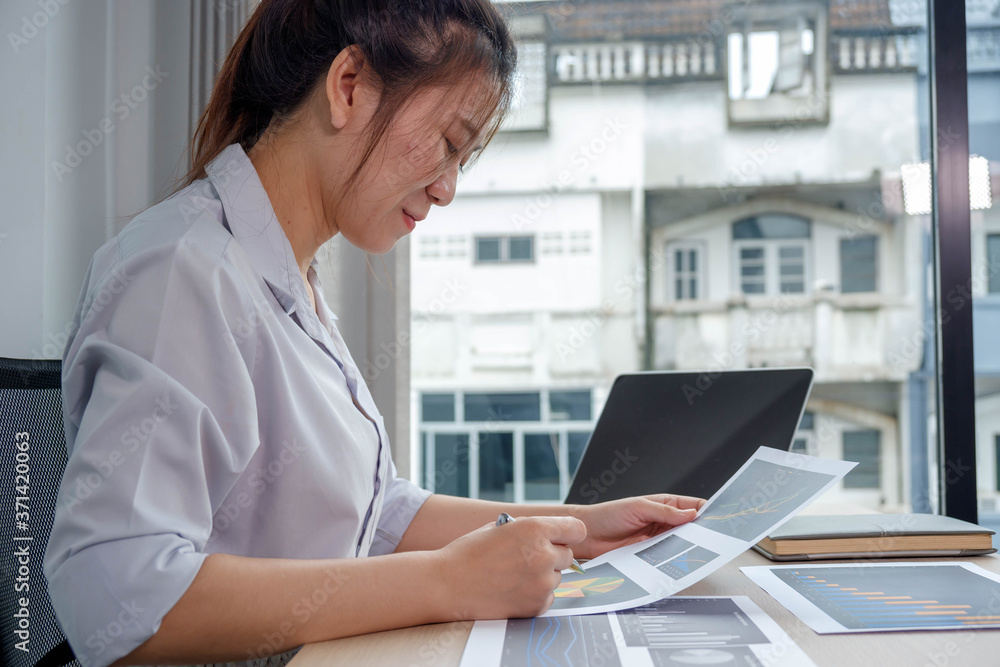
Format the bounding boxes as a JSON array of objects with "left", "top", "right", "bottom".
[
  {"left": 502, "top": 16, "right": 548, "bottom": 132},
  {"left": 509, "top": 236, "right": 534, "bottom": 262},
  {"left": 464, "top": 392, "right": 541, "bottom": 422},
  {"left": 412, "top": 0, "right": 938, "bottom": 520},
  {"left": 433, "top": 434, "right": 470, "bottom": 497},
  {"left": 421, "top": 393, "right": 455, "bottom": 422},
  {"left": 478, "top": 431, "right": 513, "bottom": 501},
  {"left": 474, "top": 235, "right": 535, "bottom": 264},
  {"left": 550, "top": 390, "right": 592, "bottom": 421},
  {"left": 778, "top": 245, "right": 806, "bottom": 294},
  {"left": 669, "top": 242, "right": 702, "bottom": 301},
  {"left": 739, "top": 247, "right": 767, "bottom": 294},
  {"left": 841, "top": 236, "right": 878, "bottom": 293},
  {"left": 524, "top": 433, "right": 560, "bottom": 501},
  {"left": 843, "top": 430, "right": 881, "bottom": 489},
  {"left": 567, "top": 431, "right": 591, "bottom": 481},
  {"left": 476, "top": 237, "right": 502, "bottom": 263},
  {"left": 989, "top": 235, "right": 1000, "bottom": 294},
  {"left": 798, "top": 411, "right": 814, "bottom": 430},
  {"left": 732, "top": 214, "right": 811, "bottom": 239},
  {"left": 995, "top": 435, "right": 1000, "bottom": 493},
  {"left": 726, "top": 7, "right": 827, "bottom": 125}
]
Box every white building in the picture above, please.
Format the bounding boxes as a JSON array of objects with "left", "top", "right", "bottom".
[{"left": 410, "top": 0, "right": 1000, "bottom": 512}]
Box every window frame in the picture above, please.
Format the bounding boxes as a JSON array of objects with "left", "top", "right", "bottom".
[
  {"left": 733, "top": 239, "right": 811, "bottom": 297},
  {"left": 840, "top": 235, "right": 879, "bottom": 294},
  {"left": 666, "top": 241, "right": 705, "bottom": 302},
  {"left": 417, "top": 388, "right": 596, "bottom": 503},
  {"left": 474, "top": 235, "right": 536, "bottom": 265}
]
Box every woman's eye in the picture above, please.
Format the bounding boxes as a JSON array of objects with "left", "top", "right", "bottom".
[{"left": 445, "top": 138, "right": 467, "bottom": 174}]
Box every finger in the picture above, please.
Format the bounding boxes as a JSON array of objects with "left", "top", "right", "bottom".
[
  {"left": 640, "top": 498, "right": 699, "bottom": 525},
  {"left": 535, "top": 516, "right": 588, "bottom": 546},
  {"left": 645, "top": 493, "right": 706, "bottom": 511},
  {"left": 554, "top": 545, "right": 577, "bottom": 572}
]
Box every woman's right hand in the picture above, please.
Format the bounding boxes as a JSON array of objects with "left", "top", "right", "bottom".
[{"left": 433, "top": 515, "right": 587, "bottom": 620}]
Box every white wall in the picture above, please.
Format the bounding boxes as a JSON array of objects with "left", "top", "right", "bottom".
[{"left": 644, "top": 74, "right": 921, "bottom": 189}]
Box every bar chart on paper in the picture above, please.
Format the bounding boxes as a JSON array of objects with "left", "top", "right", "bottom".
[{"left": 772, "top": 564, "right": 1000, "bottom": 630}]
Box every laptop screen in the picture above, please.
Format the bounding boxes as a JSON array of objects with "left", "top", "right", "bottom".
[{"left": 564, "top": 368, "right": 814, "bottom": 505}]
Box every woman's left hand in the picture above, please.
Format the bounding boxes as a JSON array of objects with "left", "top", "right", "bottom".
[{"left": 569, "top": 494, "right": 706, "bottom": 560}]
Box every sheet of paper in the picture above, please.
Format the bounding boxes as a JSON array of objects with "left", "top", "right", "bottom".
[
  {"left": 541, "top": 446, "right": 856, "bottom": 617},
  {"left": 742, "top": 561, "right": 1000, "bottom": 634},
  {"left": 459, "top": 596, "right": 816, "bottom": 667}
]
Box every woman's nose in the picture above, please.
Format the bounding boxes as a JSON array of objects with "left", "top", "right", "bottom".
[{"left": 427, "top": 164, "right": 458, "bottom": 207}]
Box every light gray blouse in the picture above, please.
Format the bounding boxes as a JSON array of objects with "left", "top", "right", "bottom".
[{"left": 42, "top": 143, "right": 432, "bottom": 667}]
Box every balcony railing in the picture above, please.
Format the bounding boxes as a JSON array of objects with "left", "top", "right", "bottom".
[
  {"left": 553, "top": 41, "right": 720, "bottom": 83},
  {"left": 651, "top": 295, "right": 921, "bottom": 381},
  {"left": 551, "top": 34, "right": 922, "bottom": 85},
  {"left": 830, "top": 34, "right": 921, "bottom": 72}
]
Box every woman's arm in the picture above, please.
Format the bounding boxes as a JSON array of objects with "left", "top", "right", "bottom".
[
  {"left": 115, "top": 514, "right": 586, "bottom": 666},
  {"left": 395, "top": 493, "right": 706, "bottom": 559}
]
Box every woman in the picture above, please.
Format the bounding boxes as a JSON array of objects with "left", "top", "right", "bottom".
[{"left": 43, "top": 1, "right": 705, "bottom": 666}]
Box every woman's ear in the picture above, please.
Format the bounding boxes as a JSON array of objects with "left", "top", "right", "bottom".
[{"left": 325, "top": 46, "right": 365, "bottom": 130}]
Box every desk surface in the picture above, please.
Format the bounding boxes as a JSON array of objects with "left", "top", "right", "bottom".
[{"left": 288, "top": 548, "right": 1000, "bottom": 667}]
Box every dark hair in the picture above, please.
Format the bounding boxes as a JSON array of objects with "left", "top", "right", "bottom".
[{"left": 176, "top": 0, "right": 517, "bottom": 191}]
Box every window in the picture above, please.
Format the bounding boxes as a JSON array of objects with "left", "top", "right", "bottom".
[
  {"left": 476, "top": 237, "right": 502, "bottom": 263},
  {"left": 550, "top": 390, "right": 592, "bottom": 421},
  {"left": 421, "top": 393, "right": 455, "bottom": 422},
  {"left": 996, "top": 435, "right": 1000, "bottom": 492},
  {"left": 503, "top": 15, "right": 548, "bottom": 132},
  {"left": 841, "top": 236, "right": 878, "bottom": 293},
  {"left": 726, "top": 5, "right": 828, "bottom": 125},
  {"left": 464, "top": 392, "right": 540, "bottom": 422},
  {"left": 739, "top": 247, "right": 766, "bottom": 294},
  {"left": 426, "top": 433, "right": 470, "bottom": 497},
  {"left": 479, "top": 431, "right": 514, "bottom": 501},
  {"left": 417, "top": 390, "right": 596, "bottom": 502},
  {"left": 524, "top": 433, "right": 560, "bottom": 500},
  {"left": 667, "top": 242, "right": 703, "bottom": 301},
  {"left": 791, "top": 411, "right": 814, "bottom": 454},
  {"left": 843, "top": 430, "right": 881, "bottom": 489},
  {"left": 509, "top": 236, "right": 534, "bottom": 262},
  {"left": 778, "top": 245, "right": 806, "bottom": 293},
  {"left": 733, "top": 215, "right": 810, "bottom": 296},
  {"left": 736, "top": 243, "right": 809, "bottom": 295},
  {"left": 474, "top": 235, "right": 535, "bottom": 264},
  {"left": 989, "top": 235, "right": 1000, "bottom": 294},
  {"left": 567, "top": 432, "right": 590, "bottom": 479}
]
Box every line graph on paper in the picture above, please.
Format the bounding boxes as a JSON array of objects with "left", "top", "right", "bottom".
[{"left": 691, "top": 460, "right": 836, "bottom": 541}]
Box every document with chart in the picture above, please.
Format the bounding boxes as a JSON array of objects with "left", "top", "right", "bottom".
[
  {"left": 540, "top": 446, "right": 856, "bottom": 617},
  {"left": 742, "top": 561, "right": 1000, "bottom": 634},
  {"left": 459, "top": 596, "right": 815, "bottom": 667}
]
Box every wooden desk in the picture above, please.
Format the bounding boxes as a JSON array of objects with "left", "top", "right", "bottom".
[
  {"left": 288, "top": 502, "right": 1000, "bottom": 666},
  {"left": 288, "top": 549, "right": 1000, "bottom": 666}
]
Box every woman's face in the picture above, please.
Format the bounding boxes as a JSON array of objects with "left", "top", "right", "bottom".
[{"left": 329, "top": 81, "right": 491, "bottom": 255}]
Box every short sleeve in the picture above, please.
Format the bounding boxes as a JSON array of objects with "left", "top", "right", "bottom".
[
  {"left": 42, "top": 227, "right": 261, "bottom": 667},
  {"left": 368, "top": 456, "right": 432, "bottom": 556}
]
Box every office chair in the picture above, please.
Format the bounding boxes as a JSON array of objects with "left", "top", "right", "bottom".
[{"left": 0, "top": 358, "right": 78, "bottom": 667}]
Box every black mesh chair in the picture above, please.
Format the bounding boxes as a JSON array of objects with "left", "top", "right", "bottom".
[{"left": 0, "top": 358, "right": 78, "bottom": 667}]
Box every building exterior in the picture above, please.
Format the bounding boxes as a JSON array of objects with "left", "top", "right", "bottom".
[{"left": 409, "top": 0, "right": 1000, "bottom": 513}]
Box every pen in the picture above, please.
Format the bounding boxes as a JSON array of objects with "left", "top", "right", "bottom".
[{"left": 496, "top": 512, "right": 586, "bottom": 574}]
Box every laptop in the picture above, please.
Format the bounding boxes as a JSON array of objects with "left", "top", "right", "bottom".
[{"left": 564, "top": 367, "right": 814, "bottom": 505}]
